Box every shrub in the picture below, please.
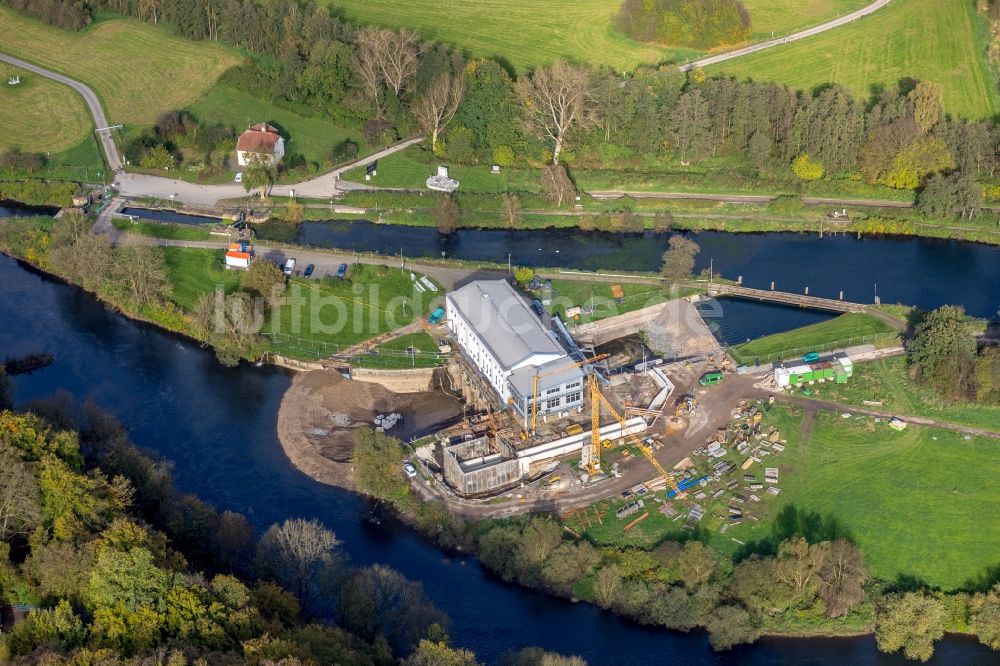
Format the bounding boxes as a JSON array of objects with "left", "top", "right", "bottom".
[{"left": 791, "top": 153, "right": 824, "bottom": 181}]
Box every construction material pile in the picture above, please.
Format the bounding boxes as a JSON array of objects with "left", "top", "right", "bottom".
[{"left": 374, "top": 412, "right": 403, "bottom": 431}]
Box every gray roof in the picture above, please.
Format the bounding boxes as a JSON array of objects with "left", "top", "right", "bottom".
[
  {"left": 509, "top": 356, "right": 585, "bottom": 399},
  {"left": 448, "top": 280, "right": 565, "bottom": 370}
]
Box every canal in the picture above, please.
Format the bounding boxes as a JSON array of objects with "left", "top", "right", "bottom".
[{"left": 1, "top": 252, "right": 996, "bottom": 664}]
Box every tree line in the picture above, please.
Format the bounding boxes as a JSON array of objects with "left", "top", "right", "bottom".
[
  {"left": 0, "top": 385, "right": 586, "bottom": 664},
  {"left": 615, "top": 0, "right": 751, "bottom": 49},
  {"left": 9, "top": 0, "right": 1000, "bottom": 223}
]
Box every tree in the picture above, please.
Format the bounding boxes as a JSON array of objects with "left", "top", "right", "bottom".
[
  {"left": 352, "top": 429, "right": 409, "bottom": 500},
  {"left": 0, "top": 447, "right": 41, "bottom": 540},
  {"left": 414, "top": 72, "right": 466, "bottom": 152},
  {"left": 660, "top": 236, "right": 700, "bottom": 284},
  {"left": 541, "top": 541, "right": 599, "bottom": 592},
  {"left": 704, "top": 603, "right": 761, "bottom": 650},
  {"left": 194, "top": 291, "right": 265, "bottom": 367},
  {"left": 593, "top": 564, "right": 622, "bottom": 608},
  {"left": 513, "top": 266, "right": 535, "bottom": 285},
  {"left": 49, "top": 231, "right": 113, "bottom": 292},
  {"left": 501, "top": 193, "right": 523, "bottom": 229},
  {"left": 668, "top": 89, "right": 712, "bottom": 161},
  {"left": 455, "top": 59, "right": 522, "bottom": 158},
  {"left": 241, "top": 258, "right": 287, "bottom": 307},
  {"left": 971, "top": 583, "right": 1000, "bottom": 650},
  {"left": 255, "top": 518, "right": 341, "bottom": 609},
  {"left": 433, "top": 195, "right": 461, "bottom": 234},
  {"left": 354, "top": 27, "right": 423, "bottom": 113},
  {"left": 731, "top": 557, "right": 796, "bottom": 614},
  {"left": 676, "top": 540, "right": 716, "bottom": 588},
  {"left": 111, "top": 236, "right": 169, "bottom": 308},
  {"left": 917, "top": 172, "right": 959, "bottom": 218},
  {"left": 791, "top": 153, "right": 824, "bottom": 180},
  {"left": 881, "top": 135, "right": 954, "bottom": 190},
  {"left": 501, "top": 647, "right": 587, "bottom": 666},
  {"left": 909, "top": 81, "right": 943, "bottom": 133},
  {"left": 974, "top": 346, "right": 1000, "bottom": 404},
  {"left": 540, "top": 164, "right": 576, "bottom": 207},
  {"left": 243, "top": 150, "right": 274, "bottom": 198},
  {"left": 517, "top": 517, "right": 563, "bottom": 567},
  {"left": 875, "top": 592, "right": 946, "bottom": 662},
  {"left": 406, "top": 639, "right": 481, "bottom": 666},
  {"left": 87, "top": 546, "right": 170, "bottom": 611},
  {"left": 907, "top": 306, "right": 977, "bottom": 398},
  {"left": 516, "top": 60, "right": 595, "bottom": 164},
  {"left": 817, "top": 539, "right": 866, "bottom": 617},
  {"left": 772, "top": 536, "right": 825, "bottom": 601}
]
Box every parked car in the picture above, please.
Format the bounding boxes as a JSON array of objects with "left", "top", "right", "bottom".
[
  {"left": 234, "top": 172, "right": 243, "bottom": 183},
  {"left": 802, "top": 351, "right": 820, "bottom": 363},
  {"left": 402, "top": 462, "right": 417, "bottom": 478},
  {"left": 283, "top": 259, "right": 296, "bottom": 276},
  {"left": 336, "top": 263, "right": 349, "bottom": 278},
  {"left": 303, "top": 263, "right": 315, "bottom": 278},
  {"left": 530, "top": 299, "right": 544, "bottom": 317}
]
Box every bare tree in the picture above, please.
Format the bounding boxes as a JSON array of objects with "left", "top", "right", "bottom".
[
  {"left": 112, "top": 236, "right": 169, "bottom": 307},
  {"left": 501, "top": 193, "right": 523, "bottom": 229},
  {"left": 540, "top": 164, "right": 576, "bottom": 207},
  {"left": 0, "top": 448, "right": 41, "bottom": 540},
  {"left": 354, "top": 27, "right": 424, "bottom": 114},
  {"left": 818, "top": 539, "right": 867, "bottom": 617},
  {"left": 49, "top": 232, "right": 113, "bottom": 292},
  {"left": 516, "top": 60, "right": 596, "bottom": 164},
  {"left": 255, "top": 518, "right": 341, "bottom": 609},
  {"left": 194, "top": 291, "right": 265, "bottom": 367},
  {"left": 413, "top": 73, "right": 466, "bottom": 152}
]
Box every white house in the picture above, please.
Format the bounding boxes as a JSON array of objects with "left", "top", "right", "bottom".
[
  {"left": 446, "top": 280, "right": 584, "bottom": 423},
  {"left": 236, "top": 123, "right": 285, "bottom": 167}
]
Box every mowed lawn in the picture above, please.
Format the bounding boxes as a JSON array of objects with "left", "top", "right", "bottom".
[
  {"left": 188, "top": 87, "right": 368, "bottom": 168},
  {"left": 0, "top": 7, "right": 239, "bottom": 124},
  {"left": 321, "top": 0, "right": 869, "bottom": 71},
  {"left": 163, "top": 248, "right": 242, "bottom": 311},
  {"left": 710, "top": 0, "right": 999, "bottom": 118},
  {"left": 0, "top": 63, "right": 91, "bottom": 153},
  {"left": 760, "top": 410, "right": 999, "bottom": 590},
  {"left": 732, "top": 312, "right": 898, "bottom": 364},
  {"left": 745, "top": 0, "right": 869, "bottom": 39}
]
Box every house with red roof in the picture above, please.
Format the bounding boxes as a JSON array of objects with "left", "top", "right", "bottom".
[{"left": 236, "top": 123, "right": 285, "bottom": 167}]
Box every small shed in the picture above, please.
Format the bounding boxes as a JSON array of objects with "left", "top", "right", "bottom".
[{"left": 225, "top": 241, "right": 254, "bottom": 270}]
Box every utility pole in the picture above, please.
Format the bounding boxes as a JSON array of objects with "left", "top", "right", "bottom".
[
  {"left": 709, "top": 257, "right": 714, "bottom": 283},
  {"left": 508, "top": 253, "right": 511, "bottom": 275}
]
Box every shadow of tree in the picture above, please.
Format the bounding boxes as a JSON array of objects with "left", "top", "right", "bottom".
[
  {"left": 732, "top": 504, "right": 853, "bottom": 561},
  {"left": 960, "top": 562, "right": 1000, "bottom": 593}
]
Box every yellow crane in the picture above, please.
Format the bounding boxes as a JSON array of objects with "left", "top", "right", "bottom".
[
  {"left": 587, "top": 375, "right": 685, "bottom": 498},
  {"left": 530, "top": 353, "right": 609, "bottom": 435}
]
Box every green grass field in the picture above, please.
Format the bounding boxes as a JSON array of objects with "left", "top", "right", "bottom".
[
  {"left": 804, "top": 356, "right": 1000, "bottom": 432},
  {"left": 0, "top": 63, "right": 91, "bottom": 153},
  {"left": 751, "top": 409, "right": 999, "bottom": 590},
  {"left": 710, "top": 0, "right": 999, "bottom": 118},
  {"left": 731, "top": 312, "right": 899, "bottom": 364},
  {"left": 350, "top": 331, "right": 445, "bottom": 369},
  {"left": 0, "top": 7, "right": 239, "bottom": 125},
  {"left": 266, "top": 264, "right": 440, "bottom": 357},
  {"left": 343, "top": 145, "right": 540, "bottom": 193},
  {"left": 188, "top": 86, "right": 367, "bottom": 168},
  {"left": 163, "top": 247, "right": 242, "bottom": 311},
  {"left": 113, "top": 218, "right": 213, "bottom": 242},
  {"left": 539, "top": 279, "right": 699, "bottom": 324},
  {"left": 319, "top": 0, "right": 867, "bottom": 71}
]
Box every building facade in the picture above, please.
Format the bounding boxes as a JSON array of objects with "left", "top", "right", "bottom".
[
  {"left": 236, "top": 123, "right": 285, "bottom": 167},
  {"left": 446, "top": 280, "right": 584, "bottom": 423}
]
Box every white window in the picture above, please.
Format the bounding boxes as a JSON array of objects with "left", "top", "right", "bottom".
[
  {"left": 564, "top": 391, "right": 582, "bottom": 404},
  {"left": 565, "top": 381, "right": 581, "bottom": 390},
  {"left": 545, "top": 397, "right": 561, "bottom": 410}
]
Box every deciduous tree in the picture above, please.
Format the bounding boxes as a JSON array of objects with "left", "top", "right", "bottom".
[
  {"left": 433, "top": 195, "right": 461, "bottom": 235},
  {"left": 875, "top": 592, "right": 946, "bottom": 662},
  {"left": 817, "top": 539, "right": 867, "bottom": 617},
  {"left": 194, "top": 291, "right": 266, "bottom": 367},
  {"left": 502, "top": 193, "right": 523, "bottom": 229},
  {"left": 255, "top": 518, "right": 341, "bottom": 610},
  {"left": 907, "top": 306, "right": 977, "bottom": 398},
  {"left": 540, "top": 164, "right": 576, "bottom": 207},
  {"left": 660, "top": 236, "right": 700, "bottom": 284},
  {"left": 112, "top": 236, "right": 169, "bottom": 308},
  {"left": 241, "top": 258, "right": 287, "bottom": 307},
  {"left": 516, "top": 60, "right": 595, "bottom": 164},
  {"left": 414, "top": 73, "right": 466, "bottom": 153}
]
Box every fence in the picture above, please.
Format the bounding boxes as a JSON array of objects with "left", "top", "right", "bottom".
[{"left": 728, "top": 332, "right": 899, "bottom": 367}]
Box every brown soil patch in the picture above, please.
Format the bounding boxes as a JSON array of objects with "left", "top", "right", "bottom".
[{"left": 276, "top": 370, "right": 462, "bottom": 489}]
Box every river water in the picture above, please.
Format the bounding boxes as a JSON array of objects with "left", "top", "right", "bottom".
[{"left": 1, "top": 252, "right": 997, "bottom": 663}]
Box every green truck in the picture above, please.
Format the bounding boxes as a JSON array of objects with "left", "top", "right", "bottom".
[{"left": 698, "top": 371, "right": 725, "bottom": 386}]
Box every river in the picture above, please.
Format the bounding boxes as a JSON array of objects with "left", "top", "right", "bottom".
[{"left": 1, "top": 258, "right": 996, "bottom": 664}]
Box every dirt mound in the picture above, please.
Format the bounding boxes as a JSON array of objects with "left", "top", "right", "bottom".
[{"left": 276, "top": 370, "right": 461, "bottom": 489}]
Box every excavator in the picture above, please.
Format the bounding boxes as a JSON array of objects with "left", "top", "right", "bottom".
[{"left": 586, "top": 374, "right": 685, "bottom": 499}]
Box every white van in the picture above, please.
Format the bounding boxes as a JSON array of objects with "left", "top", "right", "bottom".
[
  {"left": 234, "top": 172, "right": 243, "bottom": 183},
  {"left": 283, "top": 258, "right": 296, "bottom": 275}
]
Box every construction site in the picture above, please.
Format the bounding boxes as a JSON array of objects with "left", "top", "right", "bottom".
[{"left": 411, "top": 279, "right": 735, "bottom": 503}]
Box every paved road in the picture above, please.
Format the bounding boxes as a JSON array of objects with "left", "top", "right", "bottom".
[
  {"left": 680, "top": 0, "right": 893, "bottom": 72},
  {"left": 0, "top": 52, "right": 121, "bottom": 171}
]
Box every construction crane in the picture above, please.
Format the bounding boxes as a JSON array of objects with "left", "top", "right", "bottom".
[
  {"left": 529, "top": 353, "right": 610, "bottom": 435},
  {"left": 587, "top": 375, "right": 685, "bottom": 498}
]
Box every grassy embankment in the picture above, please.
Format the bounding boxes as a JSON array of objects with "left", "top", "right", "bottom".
[
  {"left": 730, "top": 312, "right": 900, "bottom": 365},
  {"left": 539, "top": 279, "right": 701, "bottom": 325},
  {"left": 711, "top": 0, "right": 999, "bottom": 119},
  {"left": 566, "top": 403, "right": 1000, "bottom": 592},
  {"left": 113, "top": 218, "right": 213, "bottom": 241},
  {"left": 804, "top": 355, "right": 1000, "bottom": 432},
  {"left": 0, "top": 62, "right": 90, "bottom": 153}
]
